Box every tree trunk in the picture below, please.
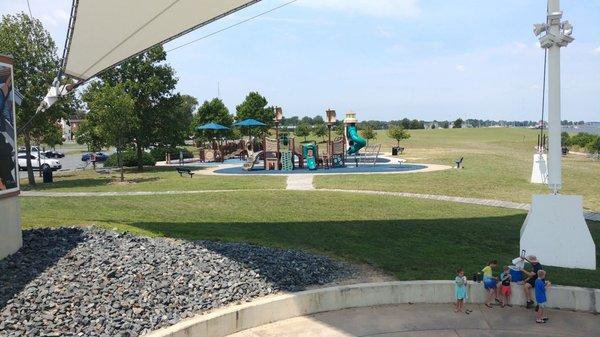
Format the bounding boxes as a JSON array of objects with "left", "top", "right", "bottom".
[
  {"left": 136, "top": 142, "right": 143, "bottom": 171},
  {"left": 118, "top": 142, "right": 124, "bottom": 182},
  {"left": 24, "top": 135, "right": 35, "bottom": 186},
  {"left": 37, "top": 145, "right": 42, "bottom": 178}
]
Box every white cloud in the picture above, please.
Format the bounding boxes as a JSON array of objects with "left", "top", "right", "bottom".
[
  {"left": 374, "top": 26, "right": 393, "bottom": 38},
  {"left": 456, "top": 64, "right": 466, "bottom": 72},
  {"left": 593, "top": 46, "right": 600, "bottom": 55},
  {"left": 296, "top": 0, "right": 421, "bottom": 19}
]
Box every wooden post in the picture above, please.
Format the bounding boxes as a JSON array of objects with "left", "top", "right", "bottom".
[{"left": 275, "top": 121, "right": 280, "bottom": 170}]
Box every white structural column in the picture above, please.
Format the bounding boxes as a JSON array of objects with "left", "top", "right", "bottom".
[
  {"left": 521, "top": 0, "right": 595, "bottom": 270},
  {"left": 543, "top": 0, "right": 572, "bottom": 193}
]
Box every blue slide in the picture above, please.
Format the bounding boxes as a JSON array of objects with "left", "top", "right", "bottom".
[{"left": 346, "top": 124, "right": 366, "bottom": 155}]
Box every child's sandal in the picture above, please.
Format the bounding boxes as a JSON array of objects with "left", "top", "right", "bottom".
[
  {"left": 536, "top": 319, "right": 546, "bottom": 324},
  {"left": 485, "top": 303, "right": 493, "bottom": 309}
]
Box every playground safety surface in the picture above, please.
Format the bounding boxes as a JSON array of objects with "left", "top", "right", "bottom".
[
  {"left": 214, "top": 163, "right": 428, "bottom": 175},
  {"left": 226, "top": 303, "right": 600, "bottom": 337}
]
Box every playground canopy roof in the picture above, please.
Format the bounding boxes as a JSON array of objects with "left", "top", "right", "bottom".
[
  {"left": 233, "top": 119, "right": 267, "bottom": 127},
  {"left": 62, "top": 0, "right": 260, "bottom": 81},
  {"left": 197, "top": 123, "right": 230, "bottom": 131}
]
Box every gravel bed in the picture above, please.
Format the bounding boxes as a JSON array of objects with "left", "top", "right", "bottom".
[{"left": 0, "top": 228, "right": 357, "bottom": 336}]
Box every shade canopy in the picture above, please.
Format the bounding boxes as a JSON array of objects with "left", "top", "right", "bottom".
[
  {"left": 233, "top": 119, "right": 267, "bottom": 127},
  {"left": 197, "top": 123, "right": 230, "bottom": 131},
  {"left": 62, "top": 0, "right": 260, "bottom": 80}
]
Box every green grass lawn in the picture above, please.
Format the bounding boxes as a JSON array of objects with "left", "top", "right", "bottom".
[
  {"left": 314, "top": 128, "right": 600, "bottom": 210},
  {"left": 20, "top": 190, "right": 600, "bottom": 288},
  {"left": 20, "top": 166, "right": 286, "bottom": 192}
]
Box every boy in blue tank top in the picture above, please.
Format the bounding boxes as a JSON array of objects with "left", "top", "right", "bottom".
[{"left": 534, "top": 269, "right": 551, "bottom": 323}]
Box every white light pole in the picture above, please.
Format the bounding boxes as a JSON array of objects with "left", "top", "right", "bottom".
[
  {"left": 534, "top": 0, "right": 573, "bottom": 193},
  {"left": 520, "top": 0, "right": 595, "bottom": 270}
]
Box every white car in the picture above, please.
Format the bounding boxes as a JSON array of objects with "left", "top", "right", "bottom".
[{"left": 17, "top": 153, "right": 62, "bottom": 171}]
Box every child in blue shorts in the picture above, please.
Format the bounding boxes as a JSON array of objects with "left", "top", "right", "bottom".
[
  {"left": 482, "top": 260, "right": 499, "bottom": 308},
  {"left": 535, "top": 270, "right": 551, "bottom": 323}
]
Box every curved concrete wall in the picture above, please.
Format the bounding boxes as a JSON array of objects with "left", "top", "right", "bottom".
[{"left": 146, "top": 280, "right": 600, "bottom": 337}]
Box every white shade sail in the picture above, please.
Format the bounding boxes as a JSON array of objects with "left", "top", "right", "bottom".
[{"left": 63, "top": 0, "right": 260, "bottom": 80}]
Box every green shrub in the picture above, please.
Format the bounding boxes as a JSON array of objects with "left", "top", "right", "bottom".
[
  {"left": 585, "top": 136, "right": 600, "bottom": 154},
  {"left": 569, "top": 132, "right": 596, "bottom": 148},
  {"left": 149, "top": 147, "right": 193, "bottom": 162},
  {"left": 105, "top": 150, "right": 155, "bottom": 167}
]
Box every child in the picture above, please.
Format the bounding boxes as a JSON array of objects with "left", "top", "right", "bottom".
[
  {"left": 499, "top": 266, "right": 512, "bottom": 307},
  {"left": 535, "top": 270, "right": 551, "bottom": 323},
  {"left": 454, "top": 268, "right": 471, "bottom": 314},
  {"left": 482, "top": 260, "right": 500, "bottom": 308}
]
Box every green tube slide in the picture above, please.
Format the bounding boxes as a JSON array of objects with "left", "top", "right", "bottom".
[{"left": 346, "top": 124, "right": 366, "bottom": 155}]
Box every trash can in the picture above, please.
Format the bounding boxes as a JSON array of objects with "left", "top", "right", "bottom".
[
  {"left": 392, "top": 147, "right": 399, "bottom": 156},
  {"left": 42, "top": 166, "right": 53, "bottom": 183}
]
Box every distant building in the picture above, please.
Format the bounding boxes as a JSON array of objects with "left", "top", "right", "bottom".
[{"left": 60, "top": 118, "right": 83, "bottom": 141}]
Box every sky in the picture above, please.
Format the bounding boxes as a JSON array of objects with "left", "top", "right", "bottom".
[{"left": 1, "top": 0, "right": 599, "bottom": 122}]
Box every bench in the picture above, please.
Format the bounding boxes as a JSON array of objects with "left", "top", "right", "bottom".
[
  {"left": 455, "top": 157, "right": 464, "bottom": 169},
  {"left": 176, "top": 167, "right": 194, "bottom": 178}
]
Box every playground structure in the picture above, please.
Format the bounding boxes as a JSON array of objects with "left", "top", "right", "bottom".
[{"left": 241, "top": 110, "right": 375, "bottom": 172}]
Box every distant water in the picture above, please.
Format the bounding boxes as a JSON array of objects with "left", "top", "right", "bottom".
[{"left": 562, "top": 125, "right": 600, "bottom": 135}]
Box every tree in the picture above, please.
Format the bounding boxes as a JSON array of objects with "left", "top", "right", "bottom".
[
  {"left": 585, "top": 136, "right": 600, "bottom": 155},
  {"left": 453, "top": 118, "right": 464, "bottom": 129},
  {"left": 387, "top": 124, "right": 411, "bottom": 147},
  {"left": 99, "top": 46, "right": 178, "bottom": 170},
  {"left": 82, "top": 83, "right": 137, "bottom": 181},
  {"left": 295, "top": 123, "right": 311, "bottom": 142},
  {"left": 360, "top": 123, "right": 377, "bottom": 145},
  {"left": 442, "top": 121, "right": 450, "bottom": 129},
  {"left": 400, "top": 118, "right": 411, "bottom": 129},
  {"left": 300, "top": 116, "right": 313, "bottom": 125},
  {"left": 0, "top": 13, "right": 74, "bottom": 185},
  {"left": 570, "top": 132, "right": 596, "bottom": 148},
  {"left": 313, "top": 115, "right": 325, "bottom": 125},
  {"left": 561, "top": 131, "right": 571, "bottom": 147},
  {"left": 334, "top": 121, "right": 345, "bottom": 137},
  {"left": 152, "top": 94, "right": 196, "bottom": 149},
  {"left": 283, "top": 116, "right": 299, "bottom": 127},
  {"left": 76, "top": 119, "right": 108, "bottom": 152},
  {"left": 192, "top": 97, "right": 232, "bottom": 142},
  {"left": 410, "top": 119, "right": 424, "bottom": 129},
  {"left": 235, "top": 92, "right": 273, "bottom": 136},
  {"left": 313, "top": 123, "right": 328, "bottom": 142}
]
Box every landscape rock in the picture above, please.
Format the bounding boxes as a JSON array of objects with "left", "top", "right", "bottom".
[{"left": 0, "top": 228, "right": 356, "bottom": 336}]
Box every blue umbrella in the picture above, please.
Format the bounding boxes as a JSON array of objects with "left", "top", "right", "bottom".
[
  {"left": 233, "top": 119, "right": 266, "bottom": 127},
  {"left": 197, "top": 122, "right": 229, "bottom": 130},
  {"left": 233, "top": 119, "right": 267, "bottom": 152}
]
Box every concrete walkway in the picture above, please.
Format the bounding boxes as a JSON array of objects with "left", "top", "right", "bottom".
[
  {"left": 19, "top": 189, "right": 279, "bottom": 197},
  {"left": 286, "top": 174, "right": 314, "bottom": 190},
  {"left": 227, "top": 304, "right": 600, "bottom": 337}
]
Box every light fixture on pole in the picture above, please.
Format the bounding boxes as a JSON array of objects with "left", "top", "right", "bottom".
[
  {"left": 521, "top": 0, "right": 595, "bottom": 270},
  {"left": 274, "top": 107, "right": 283, "bottom": 170}
]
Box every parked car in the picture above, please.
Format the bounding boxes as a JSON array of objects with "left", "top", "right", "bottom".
[
  {"left": 19, "top": 146, "right": 41, "bottom": 153},
  {"left": 17, "top": 153, "right": 62, "bottom": 171},
  {"left": 81, "top": 152, "right": 109, "bottom": 162},
  {"left": 44, "top": 150, "right": 65, "bottom": 158}
]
